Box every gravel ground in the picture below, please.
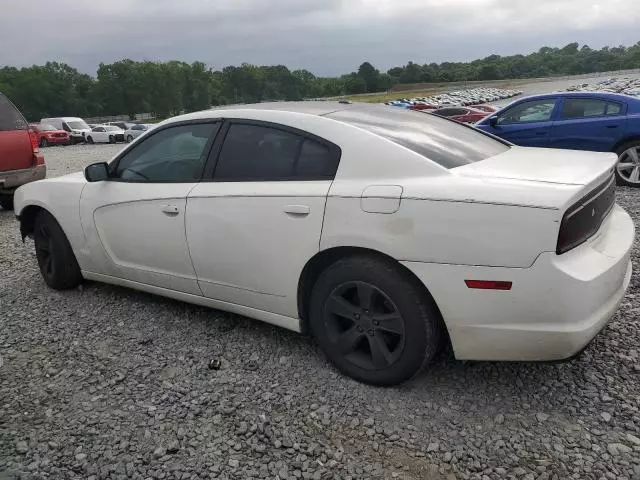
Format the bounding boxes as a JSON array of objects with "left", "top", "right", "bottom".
[{"left": 1, "top": 144, "right": 640, "bottom": 480}]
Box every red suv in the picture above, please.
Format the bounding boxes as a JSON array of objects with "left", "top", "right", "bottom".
[{"left": 0, "top": 93, "right": 45, "bottom": 210}]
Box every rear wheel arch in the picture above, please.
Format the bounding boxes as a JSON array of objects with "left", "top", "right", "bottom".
[
  {"left": 612, "top": 136, "right": 640, "bottom": 154},
  {"left": 297, "top": 246, "right": 450, "bottom": 342}
]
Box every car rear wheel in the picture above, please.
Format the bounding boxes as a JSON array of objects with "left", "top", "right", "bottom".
[
  {"left": 0, "top": 194, "right": 14, "bottom": 211},
  {"left": 615, "top": 141, "right": 640, "bottom": 187},
  {"left": 126, "top": 135, "right": 133, "bottom": 143},
  {"left": 309, "top": 256, "right": 442, "bottom": 386},
  {"left": 40, "top": 138, "right": 48, "bottom": 148},
  {"left": 33, "top": 210, "right": 82, "bottom": 290},
  {"left": 108, "top": 136, "right": 114, "bottom": 144}
]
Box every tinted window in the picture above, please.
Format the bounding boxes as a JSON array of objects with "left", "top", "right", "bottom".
[
  {"left": 93, "top": 127, "right": 104, "bottom": 132},
  {"left": 497, "top": 99, "right": 556, "bottom": 125},
  {"left": 296, "top": 139, "right": 339, "bottom": 178},
  {"left": 113, "top": 123, "right": 218, "bottom": 182},
  {"left": 67, "top": 120, "right": 89, "bottom": 130},
  {"left": 560, "top": 99, "right": 608, "bottom": 119},
  {"left": 607, "top": 102, "right": 623, "bottom": 115},
  {"left": 327, "top": 108, "right": 509, "bottom": 169},
  {"left": 214, "top": 123, "right": 339, "bottom": 181},
  {"left": 0, "top": 93, "right": 27, "bottom": 131}
]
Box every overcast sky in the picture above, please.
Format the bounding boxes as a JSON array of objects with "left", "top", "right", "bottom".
[{"left": 1, "top": 0, "right": 639, "bottom": 76}]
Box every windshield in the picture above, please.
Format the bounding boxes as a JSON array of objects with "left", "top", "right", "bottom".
[
  {"left": 326, "top": 106, "right": 510, "bottom": 169},
  {"left": 67, "top": 120, "right": 89, "bottom": 130},
  {"left": 39, "top": 124, "right": 57, "bottom": 131}
]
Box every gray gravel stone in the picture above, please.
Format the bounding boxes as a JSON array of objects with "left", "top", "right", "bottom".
[{"left": 2, "top": 146, "right": 640, "bottom": 479}]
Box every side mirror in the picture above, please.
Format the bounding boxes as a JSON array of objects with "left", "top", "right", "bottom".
[
  {"left": 85, "top": 162, "right": 109, "bottom": 182},
  {"left": 489, "top": 116, "right": 499, "bottom": 127}
]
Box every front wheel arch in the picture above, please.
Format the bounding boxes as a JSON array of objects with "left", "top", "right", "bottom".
[{"left": 297, "top": 246, "right": 450, "bottom": 345}]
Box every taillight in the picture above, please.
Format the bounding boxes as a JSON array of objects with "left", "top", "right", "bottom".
[
  {"left": 28, "top": 129, "right": 39, "bottom": 152},
  {"left": 556, "top": 176, "right": 616, "bottom": 254}
]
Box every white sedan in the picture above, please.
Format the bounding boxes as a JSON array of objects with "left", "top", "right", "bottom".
[
  {"left": 123, "top": 123, "right": 154, "bottom": 143},
  {"left": 86, "top": 125, "right": 126, "bottom": 144},
  {"left": 14, "top": 102, "right": 634, "bottom": 386}
]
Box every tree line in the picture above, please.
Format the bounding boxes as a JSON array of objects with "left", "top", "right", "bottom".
[{"left": 1, "top": 41, "right": 640, "bottom": 121}]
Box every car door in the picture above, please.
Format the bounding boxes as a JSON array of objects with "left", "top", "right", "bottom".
[
  {"left": 481, "top": 98, "right": 559, "bottom": 147},
  {"left": 0, "top": 93, "right": 33, "bottom": 172},
  {"left": 186, "top": 120, "right": 341, "bottom": 317},
  {"left": 90, "top": 127, "right": 106, "bottom": 143},
  {"left": 550, "top": 98, "right": 627, "bottom": 151},
  {"left": 79, "top": 120, "right": 220, "bottom": 295}
]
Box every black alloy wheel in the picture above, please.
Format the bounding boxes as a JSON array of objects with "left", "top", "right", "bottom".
[{"left": 324, "top": 281, "right": 405, "bottom": 371}]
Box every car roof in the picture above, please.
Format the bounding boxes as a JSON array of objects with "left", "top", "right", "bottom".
[{"left": 518, "top": 91, "right": 640, "bottom": 103}]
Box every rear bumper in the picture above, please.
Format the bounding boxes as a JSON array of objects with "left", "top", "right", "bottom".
[
  {"left": 0, "top": 164, "right": 46, "bottom": 192},
  {"left": 402, "top": 204, "right": 634, "bottom": 361}
]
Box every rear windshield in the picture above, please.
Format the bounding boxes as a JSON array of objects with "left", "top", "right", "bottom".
[
  {"left": 0, "top": 93, "right": 28, "bottom": 131},
  {"left": 326, "top": 107, "right": 509, "bottom": 169}
]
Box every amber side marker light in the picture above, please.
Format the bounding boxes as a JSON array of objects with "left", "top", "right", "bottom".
[{"left": 464, "top": 280, "right": 512, "bottom": 290}]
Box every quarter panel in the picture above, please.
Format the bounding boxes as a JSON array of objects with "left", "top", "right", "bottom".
[{"left": 321, "top": 195, "right": 560, "bottom": 268}]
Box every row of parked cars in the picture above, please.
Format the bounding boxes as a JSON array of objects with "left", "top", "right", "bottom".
[{"left": 29, "top": 117, "right": 154, "bottom": 147}]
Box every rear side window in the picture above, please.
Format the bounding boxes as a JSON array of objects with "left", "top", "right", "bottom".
[
  {"left": 607, "top": 102, "right": 623, "bottom": 115},
  {"left": 327, "top": 107, "right": 509, "bottom": 169},
  {"left": 0, "top": 94, "right": 27, "bottom": 131},
  {"left": 560, "top": 99, "right": 608, "bottom": 119},
  {"left": 214, "top": 123, "right": 340, "bottom": 181}
]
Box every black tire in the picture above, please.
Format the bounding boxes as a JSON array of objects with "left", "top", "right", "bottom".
[
  {"left": 87, "top": 136, "right": 94, "bottom": 144},
  {"left": 126, "top": 135, "right": 133, "bottom": 143},
  {"left": 40, "top": 138, "right": 48, "bottom": 148},
  {"left": 33, "top": 210, "right": 82, "bottom": 290},
  {"left": 108, "top": 135, "right": 114, "bottom": 144},
  {"left": 0, "top": 194, "right": 14, "bottom": 211},
  {"left": 309, "top": 256, "right": 442, "bottom": 386},
  {"left": 614, "top": 140, "right": 640, "bottom": 187}
]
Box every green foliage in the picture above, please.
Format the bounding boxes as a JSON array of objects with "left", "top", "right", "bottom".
[
  {"left": 2, "top": 41, "right": 640, "bottom": 121},
  {"left": 388, "top": 42, "right": 640, "bottom": 84}
]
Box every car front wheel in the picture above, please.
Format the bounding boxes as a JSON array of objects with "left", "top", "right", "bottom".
[
  {"left": 86, "top": 136, "right": 94, "bottom": 144},
  {"left": 126, "top": 135, "right": 133, "bottom": 143},
  {"left": 309, "top": 256, "right": 442, "bottom": 386},
  {"left": 33, "top": 210, "right": 82, "bottom": 290},
  {"left": 615, "top": 141, "right": 640, "bottom": 187}
]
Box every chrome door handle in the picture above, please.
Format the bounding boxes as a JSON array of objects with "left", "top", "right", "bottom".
[
  {"left": 161, "top": 205, "right": 179, "bottom": 216},
  {"left": 283, "top": 205, "right": 310, "bottom": 216}
]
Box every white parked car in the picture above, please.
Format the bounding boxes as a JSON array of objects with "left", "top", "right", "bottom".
[
  {"left": 14, "top": 102, "right": 633, "bottom": 386},
  {"left": 86, "top": 125, "right": 126, "bottom": 144},
  {"left": 123, "top": 123, "right": 153, "bottom": 143}
]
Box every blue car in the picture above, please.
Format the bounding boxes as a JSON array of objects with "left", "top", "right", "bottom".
[{"left": 476, "top": 92, "right": 640, "bottom": 187}]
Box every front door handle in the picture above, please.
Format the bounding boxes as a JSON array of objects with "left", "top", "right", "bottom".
[
  {"left": 284, "top": 205, "right": 310, "bottom": 216},
  {"left": 161, "top": 205, "right": 180, "bottom": 216},
  {"left": 606, "top": 125, "right": 619, "bottom": 129},
  {"left": 535, "top": 131, "right": 547, "bottom": 136}
]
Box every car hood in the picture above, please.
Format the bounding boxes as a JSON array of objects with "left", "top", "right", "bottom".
[{"left": 454, "top": 146, "right": 616, "bottom": 188}]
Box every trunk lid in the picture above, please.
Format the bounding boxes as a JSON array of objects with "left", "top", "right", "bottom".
[
  {"left": 0, "top": 93, "right": 34, "bottom": 172},
  {"left": 454, "top": 146, "right": 616, "bottom": 191}
]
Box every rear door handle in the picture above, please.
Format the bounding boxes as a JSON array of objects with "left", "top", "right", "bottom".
[
  {"left": 535, "top": 131, "right": 547, "bottom": 136},
  {"left": 161, "top": 205, "right": 180, "bottom": 216},
  {"left": 283, "top": 205, "right": 310, "bottom": 216}
]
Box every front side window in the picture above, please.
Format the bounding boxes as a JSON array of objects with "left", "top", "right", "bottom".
[
  {"left": 104, "top": 126, "right": 121, "bottom": 132},
  {"left": 0, "top": 94, "right": 27, "bottom": 131},
  {"left": 112, "top": 123, "right": 218, "bottom": 182},
  {"left": 214, "top": 123, "right": 340, "bottom": 181},
  {"left": 560, "top": 99, "right": 608, "bottom": 119},
  {"left": 93, "top": 127, "right": 105, "bottom": 132},
  {"left": 497, "top": 99, "right": 557, "bottom": 125}
]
